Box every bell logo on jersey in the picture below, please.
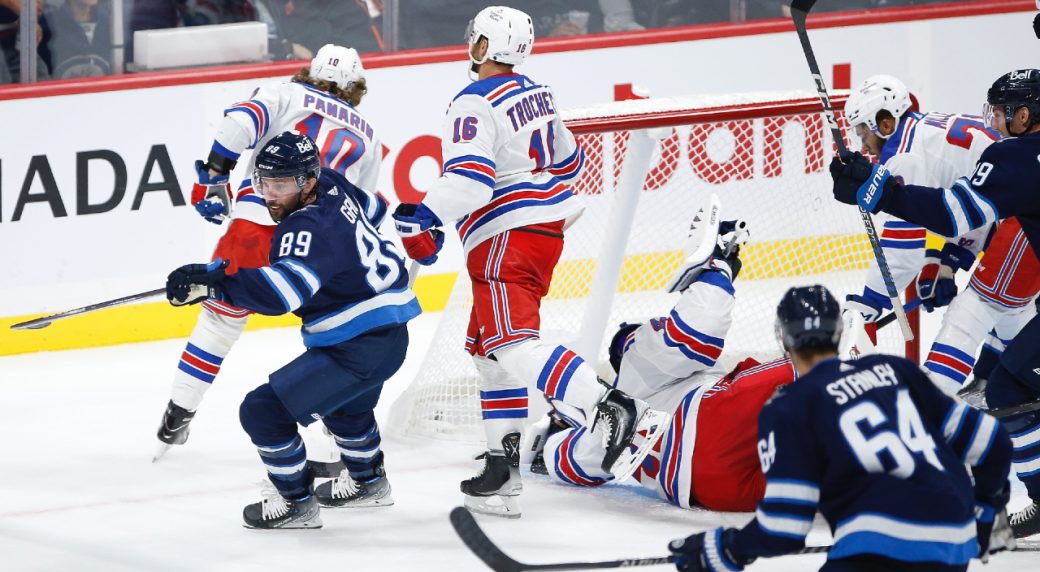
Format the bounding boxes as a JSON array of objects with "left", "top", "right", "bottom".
[{"left": 757, "top": 431, "right": 776, "bottom": 473}]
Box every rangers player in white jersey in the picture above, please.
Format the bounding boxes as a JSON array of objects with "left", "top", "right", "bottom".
[
  {"left": 155, "top": 45, "right": 388, "bottom": 460},
  {"left": 842, "top": 75, "right": 1039, "bottom": 399},
  {"left": 529, "top": 206, "right": 799, "bottom": 513},
  {"left": 391, "top": 5, "right": 666, "bottom": 518}
]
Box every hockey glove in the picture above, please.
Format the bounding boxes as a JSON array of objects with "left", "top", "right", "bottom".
[
  {"left": 977, "top": 482, "right": 1013, "bottom": 561},
  {"left": 844, "top": 288, "right": 892, "bottom": 324},
  {"left": 393, "top": 203, "right": 444, "bottom": 266},
  {"left": 668, "top": 528, "right": 751, "bottom": 572},
  {"left": 190, "top": 160, "right": 232, "bottom": 224},
  {"left": 166, "top": 259, "right": 229, "bottom": 306},
  {"left": 829, "top": 152, "right": 898, "bottom": 214}
]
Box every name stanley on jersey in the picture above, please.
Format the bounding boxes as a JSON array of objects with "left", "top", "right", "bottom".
[{"left": 826, "top": 363, "right": 900, "bottom": 405}]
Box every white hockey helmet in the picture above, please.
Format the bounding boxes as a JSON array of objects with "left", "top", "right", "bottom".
[
  {"left": 844, "top": 74, "right": 912, "bottom": 139},
  {"left": 310, "top": 44, "right": 365, "bottom": 87},
  {"left": 466, "top": 6, "right": 534, "bottom": 68}
]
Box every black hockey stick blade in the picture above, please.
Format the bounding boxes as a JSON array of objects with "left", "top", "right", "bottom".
[
  {"left": 10, "top": 288, "right": 166, "bottom": 330},
  {"left": 989, "top": 399, "right": 1040, "bottom": 420},
  {"left": 450, "top": 506, "right": 676, "bottom": 571}
]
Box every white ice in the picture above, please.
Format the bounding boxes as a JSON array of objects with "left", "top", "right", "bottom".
[{"left": 0, "top": 310, "right": 1036, "bottom": 571}]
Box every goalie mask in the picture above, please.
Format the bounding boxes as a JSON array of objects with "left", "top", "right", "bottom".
[
  {"left": 774, "top": 285, "right": 842, "bottom": 352},
  {"left": 465, "top": 6, "right": 534, "bottom": 77},
  {"left": 844, "top": 75, "right": 912, "bottom": 140},
  {"left": 310, "top": 44, "right": 365, "bottom": 90}
]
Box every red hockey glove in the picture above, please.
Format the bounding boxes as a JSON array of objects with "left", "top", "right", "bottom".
[
  {"left": 393, "top": 203, "right": 444, "bottom": 265},
  {"left": 190, "top": 160, "right": 232, "bottom": 224}
]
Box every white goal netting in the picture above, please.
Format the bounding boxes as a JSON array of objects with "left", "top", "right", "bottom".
[{"left": 388, "top": 90, "right": 917, "bottom": 443}]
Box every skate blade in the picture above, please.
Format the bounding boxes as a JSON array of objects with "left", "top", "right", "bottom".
[
  {"left": 242, "top": 516, "right": 324, "bottom": 530},
  {"left": 152, "top": 442, "right": 172, "bottom": 463},
  {"left": 464, "top": 494, "right": 521, "bottom": 519},
  {"left": 320, "top": 494, "right": 395, "bottom": 509},
  {"left": 609, "top": 408, "right": 670, "bottom": 482}
]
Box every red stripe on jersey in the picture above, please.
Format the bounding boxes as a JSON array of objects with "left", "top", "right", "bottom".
[
  {"left": 926, "top": 351, "right": 973, "bottom": 376},
  {"left": 181, "top": 352, "right": 221, "bottom": 375}
]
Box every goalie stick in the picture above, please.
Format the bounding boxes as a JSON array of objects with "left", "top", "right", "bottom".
[
  {"left": 451, "top": 507, "right": 1040, "bottom": 571},
  {"left": 789, "top": 0, "right": 914, "bottom": 343}
]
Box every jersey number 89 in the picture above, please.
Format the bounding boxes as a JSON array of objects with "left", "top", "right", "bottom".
[{"left": 839, "top": 389, "right": 943, "bottom": 478}]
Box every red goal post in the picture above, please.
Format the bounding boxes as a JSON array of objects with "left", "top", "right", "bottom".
[{"left": 387, "top": 90, "right": 921, "bottom": 442}]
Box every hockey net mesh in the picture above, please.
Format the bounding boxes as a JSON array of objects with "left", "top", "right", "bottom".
[{"left": 388, "top": 90, "right": 914, "bottom": 442}]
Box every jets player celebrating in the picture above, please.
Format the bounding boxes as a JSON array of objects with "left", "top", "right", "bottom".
[
  {"left": 391, "top": 5, "right": 666, "bottom": 518},
  {"left": 668, "top": 286, "right": 1013, "bottom": 572},
  {"left": 842, "top": 74, "right": 1039, "bottom": 399},
  {"left": 156, "top": 45, "right": 386, "bottom": 459},
  {"left": 165, "top": 132, "right": 420, "bottom": 529},
  {"left": 831, "top": 69, "right": 1040, "bottom": 537}
]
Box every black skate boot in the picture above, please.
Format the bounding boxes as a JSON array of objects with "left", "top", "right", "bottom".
[
  {"left": 153, "top": 400, "right": 196, "bottom": 461},
  {"left": 461, "top": 432, "right": 522, "bottom": 518},
  {"left": 594, "top": 388, "right": 667, "bottom": 480},
  {"left": 528, "top": 413, "right": 571, "bottom": 475},
  {"left": 242, "top": 492, "right": 322, "bottom": 529},
  {"left": 315, "top": 457, "right": 394, "bottom": 508},
  {"left": 1011, "top": 501, "right": 1040, "bottom": 538}
]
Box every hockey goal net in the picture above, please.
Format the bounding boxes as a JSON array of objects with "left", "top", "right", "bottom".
[{"left": 388, "top": 90, "right": 919, "bottom": 442}]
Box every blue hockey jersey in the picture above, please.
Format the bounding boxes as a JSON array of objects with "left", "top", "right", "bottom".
[
  {"left": 885, "top": 130, "right": 1040, "bottom": 259},
  {"left": 220, "top": 169, "right": 421, "bottom": 347},
  {"left": 729, "top": 354, "right": 1011, "bottom": 567}
]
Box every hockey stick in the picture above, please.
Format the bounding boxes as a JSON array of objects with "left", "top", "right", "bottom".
[
  {"left": 876, "top": 298, "right": 924, "bottom": 330},
  {"left": 10, "top": 288, "right": 166, "bottom": 330},
  {"left": 450, "top": 507, "right": 830, "bottom": 571},
  {"left": 789, "top": 0, "right": 913, "bottom": 343}
]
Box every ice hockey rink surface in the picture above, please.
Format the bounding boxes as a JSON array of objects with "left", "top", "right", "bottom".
[{"left": 2, "top": 310, "right": 1036, "bottom": 571}]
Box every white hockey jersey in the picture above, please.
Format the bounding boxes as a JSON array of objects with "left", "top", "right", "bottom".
[
  {"left": 211, "top": 81, "right": 383, "bottom": 226},
  {"left": 421, "top": 73, "right": 586, "bottom": 252},
  {"left": 865, "top": 112, "right": 1000, "bottom": 297}
]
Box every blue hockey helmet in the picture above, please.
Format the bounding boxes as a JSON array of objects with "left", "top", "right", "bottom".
[
  {"left": 252, "top": 132, "right": 322, "bottom": 197},
  {"left": 985, "top": 69, "right": 1040, "bottom": 135},
  {"left": 774, "top": 285, "right": 841, "bottom": 351}
]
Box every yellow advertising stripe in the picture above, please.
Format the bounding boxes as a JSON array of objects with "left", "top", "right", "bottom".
[
  {"left": 0, "top": 232, "right": 948, "bottom": 357},
  {"left": 0, "top": 272, "right": 458, "bottom": 357}
]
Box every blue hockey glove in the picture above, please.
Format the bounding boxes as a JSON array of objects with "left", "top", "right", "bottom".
[
  {"left": 393, "top": 203, "right": 444, "bottom": 265},
  {"left": 829, "top": 152, "right": 897, "bottom": 214},
  {"left": 668, "top": 528, "right": 750, "bottom": 572},
  {"left": 976, "top": 481, "right": 1013, "bottom": 561},
  {"left": 167, "top": 259, "right": 229, "bottom": 306},
  {"left": 844, "top": 288, "right": 892, "bottom": 323},
  {"left": 190, "top": 160, "right": 232, "bottom": 224}
]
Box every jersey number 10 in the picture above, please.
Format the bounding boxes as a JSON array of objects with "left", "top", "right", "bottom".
[{"left": 839, "top": 389, "right": 944, "bottom": 478}]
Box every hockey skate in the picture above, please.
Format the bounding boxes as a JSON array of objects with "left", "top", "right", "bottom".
[
  {"left": 461, "top": 433, "right": 522, "bottom": 519},
  {"left": 1011, "top": 501, "right": 1040, "bottom": 538},
  {"left": 242, "top": 491, "right": 322, "bottom": 529},
  {"left": 665, "top": 194, "right": 749, "bottom": 293},
  {"left": 153, "top": 400, "right": 195, "bottom": 462},
  {"left": 523, "top": 412, "right": 572, "bottom": 475},
  {"left": 314, "top": 457, "right": 394, "bottom": 508},
  {"left": 593, "top": 389, "right": 668, "bottom": 481}
]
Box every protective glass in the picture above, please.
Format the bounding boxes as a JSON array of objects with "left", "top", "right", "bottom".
[
  {"left": 851, "top": 123, "right": 871, "bottom": 149},
  {"left": 253, "top": 174, "right": 302, "bottom": 200},
  {"left": 464, "top": 19, "right": 476, "bottom": 44}
]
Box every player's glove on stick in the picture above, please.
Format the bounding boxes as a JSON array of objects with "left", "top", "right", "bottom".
[
  {"left": 190, "top": 160, "right": 232, "bottom": 224},
  {"left": 166, "top": 259, "right": 229, "bottom": 306},
  {"left": 976, "top": 482, "right": 1013, "bottom": 562},
  {"left": 829, "top": 152, "right": 898, "bottom": 214},
  {"left": 917, "top": 243, "right": 974, "bottom": 311},
  {"left": 393, "top": 203, "right": 444, "bottom": 266},
  {"left": 845, "top": 287, "right": 892, "bottom": 323},
  {"left": 668, "top": 528, "right": 751, "bottom": 572}
]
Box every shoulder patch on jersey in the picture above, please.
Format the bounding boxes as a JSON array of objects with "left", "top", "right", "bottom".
[{"left": 327, "top": 187, "right": 339, "bottom": 196}]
